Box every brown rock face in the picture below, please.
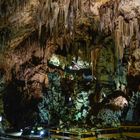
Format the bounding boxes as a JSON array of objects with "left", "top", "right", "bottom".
[
  {"left": 1, "top": 36, "right": 54, "bottom": 128},
  {"left": 128, "top": 48, "right": 140, "bottom": 76},
  {"left": 127, "top": 48, "right": 140, "bottom": 92},
  {"left": 99, "top": 0, "right": 140, "bottom": 59},
  {"left": 98, "top": 0, "right": 140, "bottom": 93}
]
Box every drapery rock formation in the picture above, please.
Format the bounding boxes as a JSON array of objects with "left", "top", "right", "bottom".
[
  {"left": 0, "top": 0, "right": 140, "bottom": 129},
  {"left": 99, "top": 0, "right": 140, "bottom": 87},
  {"left": 99, "top": 0, "right": 140, "bottom": 77}
]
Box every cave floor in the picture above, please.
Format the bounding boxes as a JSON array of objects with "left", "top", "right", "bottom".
[{"left": 1, "top": 125, "right": 140, "bottom": 140}]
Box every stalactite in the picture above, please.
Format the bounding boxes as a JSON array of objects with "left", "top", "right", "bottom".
[
  {"left": 115, "top": 16, "right": 124, "bottom": 60},
  {"left": 91, "top": 47, "right": 100, "bottom": 76},
  {"left": 64, "top": 0, "right": 70, "bottom": 28},
  {"left": 36, "top": 0, "right": 82, "bottom": 52},
  {"left": 99, "top": 0, "right": 140, "bottom": 65}
]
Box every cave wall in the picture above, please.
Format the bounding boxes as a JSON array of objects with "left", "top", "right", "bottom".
[{"left": 99, "top": 0, "right": 140, "bottom": 91}]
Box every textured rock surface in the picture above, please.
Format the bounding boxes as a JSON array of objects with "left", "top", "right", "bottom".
[
  {"left": 99, "top": 0, "right": 140, "bottom": 59},
  {"left": 98, "top": 0, "right": 140, "bottom": 93}
]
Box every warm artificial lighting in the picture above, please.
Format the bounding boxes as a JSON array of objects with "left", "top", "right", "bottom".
[{"left": 110, "top": 96, "right": 128, "bottom": 109}]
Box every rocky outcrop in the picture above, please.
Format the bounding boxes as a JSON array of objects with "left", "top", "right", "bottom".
[
  {"left": 96, "top": 0, "right": 140, "bottom": 92},
  {"left": 0, "top": 0, "right": 38, "bottom": 49},
  {"left": 99, "top": 0, "right": 140, "bottom": 65},
  {"left": 127, "top": 48, "right": 140, "bottom": 92}
]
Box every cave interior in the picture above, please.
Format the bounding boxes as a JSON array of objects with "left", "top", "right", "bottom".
[{"left": 0, "top": 0, "right": 140, "bottom": 138}]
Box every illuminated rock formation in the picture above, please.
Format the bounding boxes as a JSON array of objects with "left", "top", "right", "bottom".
[{"left": 0, "top": 0, "right": 140, "bottom": 128}]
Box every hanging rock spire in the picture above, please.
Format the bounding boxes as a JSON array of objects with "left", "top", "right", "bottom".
[{"left": 99, "top": 0, "right": 140, "bottom": 61}]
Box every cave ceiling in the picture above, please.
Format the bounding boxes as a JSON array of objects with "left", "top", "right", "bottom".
[{"left": 0, "top": 0, "right": 139, "bottom": 86}]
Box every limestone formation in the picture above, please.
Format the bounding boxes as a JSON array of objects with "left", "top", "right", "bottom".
[{"left": 0, "top": 0, "right": 140, "bottom": 129}]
